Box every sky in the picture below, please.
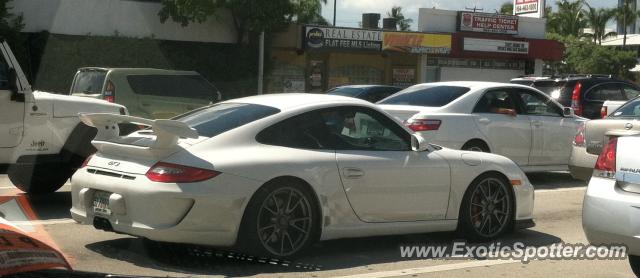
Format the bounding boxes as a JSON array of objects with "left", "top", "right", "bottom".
[{"left": 320, "top": 0, "right": 619, "bottom": 30}]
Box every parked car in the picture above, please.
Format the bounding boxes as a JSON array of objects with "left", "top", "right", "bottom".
[
  {"left": 510, "top": 75, "right": 640, "bottom": 119},
  {"left": 582, "top": 135, "right": 640, "bottom": 276},
  {"left": 570, "top": 97, "right": 640, "bottom": 180},
  {"left": 70, "top": 67, "right": 222, "bottom": 119},
  {"left": 0, "top": 41, "right": 126, "bottom": 194},
  {"left": 326, "top": 85, "right": 402, "bottom": 103},
  {"left": 70, "top": 93, "right": 534, "bottom": 258},
  {"left": 378, "top": 82, "right": 585, "bottom": 173}
]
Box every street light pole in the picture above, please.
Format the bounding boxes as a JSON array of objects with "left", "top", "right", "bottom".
[{"left": 333, "top": 0, "right": 337, "bottom": 26}]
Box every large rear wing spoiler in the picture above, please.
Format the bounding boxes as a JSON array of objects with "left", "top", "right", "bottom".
[{"left": 79, "top": 113, "right": 198, "bottom": 149}]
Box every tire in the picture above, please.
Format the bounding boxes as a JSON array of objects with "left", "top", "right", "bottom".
[
  {"left": 238, "top": 180, "right": 320, "bottom": 259},
  {"left": 7, "top": 161, "right": 73, "bottom": 194},
  {"left": 459, "top": 173, "right": 514, "bottom": 241},
  {"left": 462, "top": 140, "right": 490, "bottom": 152},
  {"left": 630, "top": 255, "right": 640, "bottom": 277}
]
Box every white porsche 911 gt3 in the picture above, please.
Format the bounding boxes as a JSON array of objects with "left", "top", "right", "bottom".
[{"left": 70, "top": 93, "right": 534, "bottom": 258}]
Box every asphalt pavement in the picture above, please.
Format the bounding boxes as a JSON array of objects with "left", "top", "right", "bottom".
[{"left": 0, "top": 172, "right": 634, "bottom": 277}]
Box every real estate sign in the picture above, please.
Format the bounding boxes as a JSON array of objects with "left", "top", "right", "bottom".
[{"left": 305, "top": 26, "right": 382, "bottom": 51}]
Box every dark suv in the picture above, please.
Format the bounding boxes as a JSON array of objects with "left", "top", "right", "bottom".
[{"left": 511, "top": 75, "right": 640, "bottom": 119}]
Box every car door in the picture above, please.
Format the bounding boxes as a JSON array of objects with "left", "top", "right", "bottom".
[
  {"left": 322, "top": 106, "right": 451, "bottom": 222},
  {"left": 514, "top": 88, "right": 580, "bottom": 166},
  {"left": 0, "top": 44, "right": 24, "bottom": 148},
  {"left": 472, "top": 88, "right": 532, "bottom": 166}
]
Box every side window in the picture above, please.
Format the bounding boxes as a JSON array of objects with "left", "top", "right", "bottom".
[
  {"left": 473, "top": 90, "right": 517, "bottom": 114},
  {"left": 319, "top": 107, "right": 411, "bottom": 151},
  {"left": 586, "top": 84, "right": 625, "bottom": 101},
  {"left": 517, "top": 90, "right": 563, "bottom": 117},
  {"left": 0, "top": 54, "right": 9, "bottom": 90},
  {"left": 622, "top": 85, "right": 640, "bottom": 99},
  {"left": 256, "top": 111, "right": 332, "bottom": 150}
]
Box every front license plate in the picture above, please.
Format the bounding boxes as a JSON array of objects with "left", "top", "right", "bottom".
[{"left": 92, "top": 191, "right": 112, "bottom": 216}]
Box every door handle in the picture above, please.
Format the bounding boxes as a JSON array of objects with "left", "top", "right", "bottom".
[
  {"left": 532, "top": 120, "right": 543, "bottom": 127},
  {"left": 343, "top": 167, "right": 365, "bottom": 179},
  {"left": 478, "top": 118, "right": 490, "bottom": 124}
]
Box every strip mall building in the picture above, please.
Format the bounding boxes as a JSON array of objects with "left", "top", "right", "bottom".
[{"left": 267, "top": 8, "right": 564, "bottom": 93}]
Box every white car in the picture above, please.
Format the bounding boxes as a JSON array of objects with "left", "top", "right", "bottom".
[
  {"left": 70, "top": 94, "right": 534, "bottom": 258},
  {"left": 379, "top": 81, "right": 585, "bottom": 172},
  {"left": 582, "top": 135, "right": 640, "bottom": 276},
  {"left": 0, "top": 40, "right": 126, "bottom": 194}
]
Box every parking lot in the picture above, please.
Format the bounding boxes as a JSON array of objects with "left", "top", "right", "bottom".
[{"left": 0, "top": 172, "right": 634, "bottom": 277}]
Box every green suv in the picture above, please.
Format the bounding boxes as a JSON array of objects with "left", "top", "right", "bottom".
[{"left": 69, "top": 67, "right": 222, "bottom": 119}]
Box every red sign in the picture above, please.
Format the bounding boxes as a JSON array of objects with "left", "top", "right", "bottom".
[{"left": 458, "top": 12, "right": 519, "bottom": 35}]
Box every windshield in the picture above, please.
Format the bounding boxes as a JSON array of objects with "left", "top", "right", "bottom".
[
  {"left": 378, "top": 85, "right": 470, "bottom": 106},
  {"left": 175, "top": 103, "right": 280, "bottom": 137},
  {"left": 611, "top": 98, "right": 640, "bottom": 118},
  {"left": 70, "top": 70, "right": 106, "bottom": 95},
  {"left": 327, "top": 87, "right": 364, "bottom": 97}
]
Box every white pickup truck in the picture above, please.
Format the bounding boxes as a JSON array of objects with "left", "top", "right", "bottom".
[
  {"left": 601, "top": 100, "right": 627, "bottom": 117},
  {"left": 0, "top": 41, "right": 126, "bottom": 194}
]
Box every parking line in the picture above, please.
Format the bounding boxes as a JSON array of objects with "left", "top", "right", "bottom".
[
  {"left": 333, "top": 259, "right": 519, "bottom": 278},
  {"left": 536, "top": 187, "right": 586, "bottom": 193}
]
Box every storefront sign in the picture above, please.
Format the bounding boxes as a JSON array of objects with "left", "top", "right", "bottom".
[
  {"left": 427, "top": 57, "right": 525, "bottom": 70},
  {"left": 464, "top": 38, "right": 529, "bottom": 54},
  {"left": 392, "top": 68, "right": 416, "bottom": 87},
  {"left": 305, "top": 26, "right": 382, "bottom": 51},
  {"left": 458, "top": 12, "right": 519, "bottom": 35},
  {"left": 514, "top": 0, "right": 539, "bottom": 15},
  {"left": 383, "top": 32, "right": 452, "bottom": 54}
]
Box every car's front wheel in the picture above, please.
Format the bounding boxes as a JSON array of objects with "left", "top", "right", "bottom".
[
  {"left": 629, "top": 255, "right": 640, "bottom": 277},
  {"left": 239, "top": 180, "right": 319, "bottom": 258},
  {"left": 8, "top": 161, "right": 72, "bottom": 194},
  {"left": 459, "top": 173, "right": 514, "bottom": 241}
]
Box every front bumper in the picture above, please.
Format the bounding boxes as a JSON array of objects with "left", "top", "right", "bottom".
[
  {"left": 70, "top": 168, "right": 262, "bottom": 247},
  {"left": 583, "top": 177, "right": 640, "bottom": 255},
  {"left": 569, "top": 145, "right": 597, "bottom": 181}
]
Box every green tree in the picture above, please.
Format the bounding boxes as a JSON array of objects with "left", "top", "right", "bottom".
[
  {"left": 0, "top": 0, "right": 24, "bottom": 44},
  {"left": 547, "top": 0, "right": 586, "bottom": 37},
  {"left": 583, "top": 4, "right": 616, "bottom": 45},
  {"left": 499, "top": 2, "right": 513, "bottom": 15},
  {"left": 616, "top": 0, "right": 637, "bottom": 47},
  {"left": 387, "top": 6, "right": 412, "bottom": 31},
  {"left": 158, "top": 0, "right": 327, "bottom": 45}
]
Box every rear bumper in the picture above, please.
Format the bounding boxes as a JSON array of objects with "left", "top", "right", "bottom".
[
  {"left": 569, "top": 145, "right": 597, "bottom": 180},
  {"left": 70, "top": 168, "right": 262, "bottom": 247},
  {"left": 583, "top": 177, "right": 640, "bottom": 255}
]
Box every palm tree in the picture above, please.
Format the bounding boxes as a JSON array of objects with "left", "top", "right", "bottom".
[
  {"left": 388, "top": 6, "right": 413, "bottom": 31},
  {"left": 499, "top": 2, "right": 513, "bottom": 15},
  {"left": 552, "top": 0, "right": 586, "bottom": 37},
  {"left": 584, "top": 4, "right": 616, "bottom": 45},
  {"left": 293, "top": 0, "right": 329, "bottom": 25},
  {"left": 616, "top": 0, "right": 637, "bottom": 47}
]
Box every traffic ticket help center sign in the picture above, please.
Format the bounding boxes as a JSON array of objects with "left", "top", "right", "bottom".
[{"left": 458, "top": 12, "right": 518, "bottom": 35}]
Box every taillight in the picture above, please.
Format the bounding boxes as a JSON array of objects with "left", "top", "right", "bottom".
[
  {"left": 571, "top": 82, "right": 583, "bottom": 116},
  {"left": 600, "top": 106, "right": 608, "bottom": 118},
  {"left": 594, "top": 138, "right": 617, "bottom": 178},
  {"left": 146, "top": 162, "right": 220, "bottom": 183},
  {"left": 405, "top": 119, "right": 441, "bottom": 131},
  {"left": 104, "top": 80, "right": 115, "bottom": 103},
  {"left": 80, "top": 154, "right": 95, "bottom": 168},
  {"left": 573, "top": 123, "right": 586, "bottom": 147}
]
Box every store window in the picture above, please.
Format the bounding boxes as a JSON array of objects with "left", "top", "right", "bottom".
[{"left": 329, "top": 65, "right": 383, "bottom": 88}]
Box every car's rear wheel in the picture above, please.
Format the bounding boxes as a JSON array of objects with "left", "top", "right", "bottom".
[
  {"left": 462, "top": 140, "right": 490, "bottom": 152},
  {"left": 8, "top": 161, "right": 72, "bottom": 194},
  {"left": 459, "top": 173, "right": 514, "bottom": 241},
  {"left": 239, "top": 180, "right": 319, "bottom": 258},
  {"left": 629, "top": 255, "right": 640, "bottom": 277}
]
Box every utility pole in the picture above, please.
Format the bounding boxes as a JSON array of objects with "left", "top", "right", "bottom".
[
  {"left": 333, "top": 0, "right": 337, "bottom": 26},
  {"left": 465, "top": 6, "right": 483, "bottom": 13},
  {"left": 258, "top": 31, "right": 264, "bottom": 95}
]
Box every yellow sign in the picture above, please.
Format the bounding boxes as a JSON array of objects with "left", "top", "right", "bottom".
[{"left": 383, "top": 32, "right": 452, "bottom": 54}]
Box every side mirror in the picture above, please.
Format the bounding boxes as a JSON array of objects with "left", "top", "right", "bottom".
[
  {"left": 7, "top": 68, "right": 23, "bottom": 102},
  {"left": 563, "top": 107, "right": 575, "bottom": 117},
  {"left": 411, "top": 134, "right": 429, "bottom": 152}
]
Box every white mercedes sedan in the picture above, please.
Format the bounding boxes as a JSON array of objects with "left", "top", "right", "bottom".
[
  {"left": 70, "top": 94, "right": 534, "bottom": 258},
  {"left": 379, "top": 82, "right": 585, "bottom": 173}
]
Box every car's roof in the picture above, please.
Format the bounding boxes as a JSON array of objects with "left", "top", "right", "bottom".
[
  {"left": 413, "top": 81, "right": 531, "bottom": 90},
  {"left": 224, "top": 93, "right": 373, "bottom": 110},
  {"left": 78, "top": 67, "right": 198, "bottom": 75},
  {"left": 334, "top": 85, "right": 401, "bottom": 89}
]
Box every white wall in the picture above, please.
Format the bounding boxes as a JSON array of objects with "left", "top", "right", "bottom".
[
  {"left": 418, "top": 8, "right": 546, "bottom": 39},
  {"left": 440, "top": 67, "right": 524, "bottom": 83},
  {"left": 13, "top": 0, "right": 237, "bottom": 43}
]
